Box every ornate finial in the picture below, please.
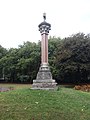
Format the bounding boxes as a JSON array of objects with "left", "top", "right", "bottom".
[
  {"left": 38, "top": 13, "right": 51, "bottom": 34},
  {"left": 43, "top": 13, "right": 46, "bottom": 21}
]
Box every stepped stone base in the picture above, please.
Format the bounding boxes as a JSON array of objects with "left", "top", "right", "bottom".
[
  {"left": 32, "top": 63, "right": 57, "bottom": 90},
  {"left": 32, "top": 79, "right": 57, "bottom": 90}
]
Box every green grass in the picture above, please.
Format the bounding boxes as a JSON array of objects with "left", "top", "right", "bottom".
[{"left": 0, "top": 85, "right": 90, "bottom": 120}]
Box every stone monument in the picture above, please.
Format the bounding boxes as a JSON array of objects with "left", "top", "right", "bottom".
[{"left": 32, "top": 13, "right": 57, "bottom": 90}]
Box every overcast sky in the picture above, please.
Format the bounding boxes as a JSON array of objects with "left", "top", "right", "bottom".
[{"left": 0, "top": 0, "right": 90, "bottom": 48}]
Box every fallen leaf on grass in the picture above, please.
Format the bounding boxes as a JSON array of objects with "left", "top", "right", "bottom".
[{"left": 35, "top": 102, "right": 39, "bottom": 104}]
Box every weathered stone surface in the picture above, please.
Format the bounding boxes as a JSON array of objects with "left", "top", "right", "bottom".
[
  {"left": 36, "top": 71, "right": 52, "bottom": 80},
  {"left": 32, "top": 78, "right": 57, "bottom": 90},
  {"left": 33, "top": 79, "right": 56, "bottom": 83},
  {"left": 32, "top": 82, "right": 57, "bottom": 88},
  {"left": 32, "top": 79, "right": 57, "bottom": 90},
  {"left": 31, "top": 87, "right": 57, "bottom": 90},
  {"left": 36, "top": 63, "right": 52, "bottom": 80},
  {"left": 32, "top": 64, "right": 57, "bottom": 90}
]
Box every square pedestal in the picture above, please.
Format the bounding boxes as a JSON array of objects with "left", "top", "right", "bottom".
[{"left": 32, "top": 63, "right": 57, "bottom": 90}]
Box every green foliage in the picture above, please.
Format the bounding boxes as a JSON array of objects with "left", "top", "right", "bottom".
[
  {"left": 0, "top": 45, "right": 7, "bottom": 59},
  {"left": 19, "top": 75, "right": 29, "bottom": 83},
  {"left": 0, "top": 41, "right": 40, "bottom": 83},
  {"left": 55, "top": 33, "right": 90, "bottom": 83}
]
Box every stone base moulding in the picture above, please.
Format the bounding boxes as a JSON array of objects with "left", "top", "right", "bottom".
[
  {"left": 32, "top": 63, "right": 57, "bottom": 90},
  {"left": 32, "top": 79, "right": 57, "bottom": 90}
]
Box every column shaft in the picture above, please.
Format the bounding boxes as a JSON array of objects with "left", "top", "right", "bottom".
[{"left": 41, "top": 34, "right": 48, "bottom": 64}]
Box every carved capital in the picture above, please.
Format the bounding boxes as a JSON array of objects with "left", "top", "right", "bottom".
[{"left": 39, "top": 25, "right": 51, "bottom": 35}]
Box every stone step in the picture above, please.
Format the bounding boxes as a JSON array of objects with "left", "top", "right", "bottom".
[
  {"left": 33, "top": 79, "right": 56, "bottom": 83},
  {"left": 31, "top": 87, "right": 58, "bottom": 90}
]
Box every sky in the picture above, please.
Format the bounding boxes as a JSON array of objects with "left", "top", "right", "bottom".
[{"left": 0, "top": 0, "right": 90, "bottom": 48}]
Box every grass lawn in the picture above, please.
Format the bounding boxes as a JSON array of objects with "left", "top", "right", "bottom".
[{"left": 0, "top": 84, "right": 90, "bottom": 120}]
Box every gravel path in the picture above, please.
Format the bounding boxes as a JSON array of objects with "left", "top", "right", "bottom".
[{"left": 0, "top": 87, "right": 12, "bottom": 92}]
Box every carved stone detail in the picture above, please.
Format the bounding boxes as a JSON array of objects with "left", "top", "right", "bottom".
[
  {"left": 36, "top": 63, "right": 52, "bottom": 80},
  {"left": 39, "top": 25, "right": 51, "bottom": 35},
  {"left": 32, "top": 64, "right": 57, "bottom": 90}
]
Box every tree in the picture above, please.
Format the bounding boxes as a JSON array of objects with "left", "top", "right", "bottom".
[
  {"left": 55, "top": 33, "right": 90, "bottom": 84},
  {"left": 0, "top": 41, "right": 41, "bottom": 83},
  {"left": 17, "top": 41, "right": 40, "bottom": 83},
  {"left": 0, "top": 45, "right": 7, "bottom": 59},
  {"left": 48, "top": 36, "right": 62, "bottom": 79},
  {"left": 0, "top": 45, "right": 7, "bottom": 79}
]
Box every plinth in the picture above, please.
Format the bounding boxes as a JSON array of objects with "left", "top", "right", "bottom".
[{"left": 32, "top": 13, "right": 57, "bottom": 90}]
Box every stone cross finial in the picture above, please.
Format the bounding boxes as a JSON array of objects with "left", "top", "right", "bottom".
[{"left": 43, "top": 13, "right": 46, "bottom": 21}]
